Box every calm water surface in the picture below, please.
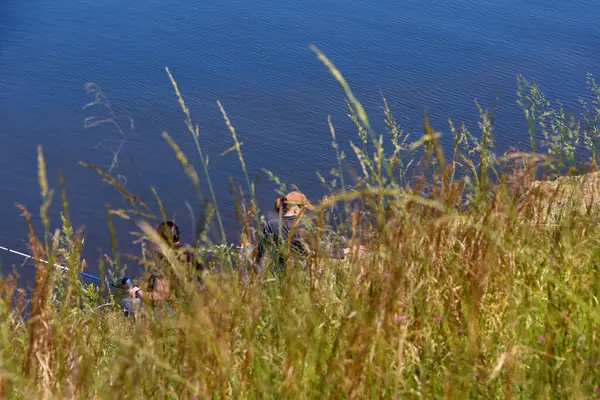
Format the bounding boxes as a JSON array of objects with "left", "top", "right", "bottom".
[{"left": 1, "top": 0, "right": 599, "bottom": 282}]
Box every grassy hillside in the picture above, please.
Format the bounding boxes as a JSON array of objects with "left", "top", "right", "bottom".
[{"left": 0, "top": 50, "right": 599, "bottom": 399}]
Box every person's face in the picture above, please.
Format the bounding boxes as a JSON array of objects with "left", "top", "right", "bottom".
[{"left": 290, "top": 205, "right": 302, "bottom": 216}]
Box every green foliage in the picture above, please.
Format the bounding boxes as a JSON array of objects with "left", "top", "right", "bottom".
[
  {"left": 581, "top": 73, "right": 600, "bottom": 165},
  {"left": 1, "top": 55, "right": 600, "bottom": 399},
  {"left": 518, "top": 75, "right": 581, "bottom": 164}
]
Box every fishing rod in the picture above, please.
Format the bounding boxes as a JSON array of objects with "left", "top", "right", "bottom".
[
  {"left": 0, "top": 245, "right": 118, "bottom": 288},
  {"left": 0, "top": 243, "right": 248, "bottom": 286}
]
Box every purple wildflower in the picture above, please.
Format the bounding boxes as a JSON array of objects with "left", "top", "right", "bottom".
[
  {"left": 596, "top": 387, "right": 600, "bottom": 395},
  {"left": 575, "top": 264, "right": 581, "bottom": 269},
  {"left": 437, "top": 316, "right": 443, "bottom": 323},
  {"left": 395, "top": 316, "right": 405, "bottom": 323},
  {"left": 537, "top": 336, "right": 545, "bottom": 343},
  {"left": 458, "top": 328, "right": 464, "bottom": 334}
]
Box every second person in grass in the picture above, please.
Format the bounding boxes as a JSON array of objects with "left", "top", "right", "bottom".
[{"left": 127, "top": 221, "right": 199, "bottom": 305}]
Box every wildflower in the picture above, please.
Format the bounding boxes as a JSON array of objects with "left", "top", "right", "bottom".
[
  {"left": 537, "top": 336, "right": 545, "bottom": 343},
  {"left": 575, "top": 264, "right": 581, "bottom": 269},
  {"left": 458, "top": 328, "right": 464, "bottom": 334},
  {"left": 437, "top": 316, "right": 443, "bottom": 323},
  {"left": 395, "top": 316, "right": 405, "bottom": 323},
  {"left": 596, "top": 387, "right": 600, "bottom": 395}
]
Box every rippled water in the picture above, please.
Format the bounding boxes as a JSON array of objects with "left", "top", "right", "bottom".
[{"left": 1, "top": 0, "right": 599, "bottom": 281}]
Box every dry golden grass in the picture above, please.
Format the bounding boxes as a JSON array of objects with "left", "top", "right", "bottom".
[
  {"left": 2, "top": 51, "right": 600, "bottom": 399},
  {"left": 525, "top": 171, "right": 600, "bottom": 224}
]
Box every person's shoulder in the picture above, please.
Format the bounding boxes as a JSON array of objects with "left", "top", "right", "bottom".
[
  {"left": 262, "top": 217, "right": 279, "bottom": 231},
  {"left": 265, "top": 217, "right": 282, "bottom": 225}
]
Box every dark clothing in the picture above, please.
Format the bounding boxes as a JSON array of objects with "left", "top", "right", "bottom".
[
  {"left": 256, "top": 215, "right": 344, "bottom": 271},
  {"left": 257, "top": 216, "right": 308, "bottom": 267},
  {"left": 119, "top": 297, "right": 141, "bottom": 318}
]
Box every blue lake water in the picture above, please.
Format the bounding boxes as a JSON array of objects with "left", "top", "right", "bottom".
[{"left": 1, "top": 0, "right": 599, "bottom": 282}]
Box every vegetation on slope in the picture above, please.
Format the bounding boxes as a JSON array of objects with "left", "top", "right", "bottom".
[{"left": 0, "top": 49, "right": 600, "bottom": 399}]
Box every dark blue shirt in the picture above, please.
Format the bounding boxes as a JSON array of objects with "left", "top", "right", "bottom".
[
  {"left": 257, "top": 216, "right": 308, "bottom": 271},
  {"left": 256, "top": 215, "right": 344, "bottom": 271}
]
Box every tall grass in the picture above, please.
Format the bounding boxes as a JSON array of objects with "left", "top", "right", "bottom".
[{"left": 0, "top": 49, "right": 600, "bottom": 399}]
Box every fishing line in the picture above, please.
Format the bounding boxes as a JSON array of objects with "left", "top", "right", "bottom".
[{"left": 0, "top": 245, "right": 117, "bottom": 288}]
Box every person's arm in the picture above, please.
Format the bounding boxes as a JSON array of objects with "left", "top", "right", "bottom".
[
  {"left": 342, "top": 245, "right": 367, "bottom": 258},
  {"left": 255, "top": 222, "right": 271, "bottom": 267},
  {"left": 299, "top": 227, "right": 364, "bottom": 260},
  {"left": 128, "top": 286, "right": 143, "bottom": 299},
  {"left": 328, "top": 241, "right": 365, "bottom": 259},
  {"left": 294, "top": 225, "right": 344, "bottom": 259}
]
